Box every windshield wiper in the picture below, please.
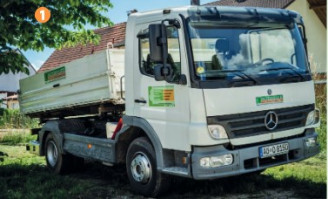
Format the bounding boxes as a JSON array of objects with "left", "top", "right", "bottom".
[
  {"left": 218, "top": 70, "right": 258, "bottom": 84},
  {"left": 260, "top": 67, "right": 305, "bottom": 81}
]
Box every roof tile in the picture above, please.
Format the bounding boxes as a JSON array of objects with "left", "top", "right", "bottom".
[{"left": 39, "top": 22, "right": 126, "bottom": 72}]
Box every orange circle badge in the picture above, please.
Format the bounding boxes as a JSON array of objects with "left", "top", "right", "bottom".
[{"left": 35, "top": 7, "right": 51, "bottom": 23}]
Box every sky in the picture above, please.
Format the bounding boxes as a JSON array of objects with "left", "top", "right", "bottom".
[{"left": 23, "top": 0, "right": 214, "bottom": 71}]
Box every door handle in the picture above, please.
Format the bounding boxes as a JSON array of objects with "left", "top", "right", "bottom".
[
  {"left": 135, "top": 99, "right": 147, "bottom": 104},
  {"left": 53, "top": 83, "right": 60, "bottom": 88}
]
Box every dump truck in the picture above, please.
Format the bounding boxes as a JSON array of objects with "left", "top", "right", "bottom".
[{"left": 20, "top": 5, "right": 320, "bottom": 197}]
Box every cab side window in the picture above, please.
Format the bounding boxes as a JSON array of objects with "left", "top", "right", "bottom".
[
  {"left": 139, "top": 26, "right": 181, "bottom": 81},
  {"left": 140, "top": 34, "right": 155, "bottom": 76},
  {"left": 166, "top": 26, "right": 181, "bottom": 81}
]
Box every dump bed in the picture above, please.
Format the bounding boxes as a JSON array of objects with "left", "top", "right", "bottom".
[{"left": 19, "top": 48, "right": 125, "bottom": 117}]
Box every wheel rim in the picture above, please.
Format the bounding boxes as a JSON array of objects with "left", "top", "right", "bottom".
[
  {"left": 47, "top": 140, "right": 58, "bottom": 167},
  {"left": 130, "top": 152, "right": 152, "bottom": 184}
]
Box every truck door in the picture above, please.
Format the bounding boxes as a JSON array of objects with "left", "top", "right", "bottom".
[{"left": 133, "top": 22, "right": 190, "bottom": 151}]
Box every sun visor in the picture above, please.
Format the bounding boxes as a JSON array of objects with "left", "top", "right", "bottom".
[{"left": 187, "top": 6, "right": 302, "bottom": 27}]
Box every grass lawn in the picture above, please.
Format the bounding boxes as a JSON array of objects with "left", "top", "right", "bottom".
[
  {"left": 0, "top": 145, "right": 89, "bottom": 199},
  {"left": 0, "top": 142, "right": 326, "bottom": 198}
]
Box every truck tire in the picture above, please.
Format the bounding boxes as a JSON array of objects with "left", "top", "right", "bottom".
[
  {"left": 126, "top": 137, "right": 170, "bottom": 197},
  {"left": 45, "top": 133, "right": 83, "bottom": 174}
]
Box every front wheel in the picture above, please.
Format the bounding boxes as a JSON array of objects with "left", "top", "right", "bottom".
[{"left": 126, "top": 137, "right": 170, "bottom": 197}]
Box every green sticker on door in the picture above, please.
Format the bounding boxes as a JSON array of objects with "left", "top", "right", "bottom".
[{"left": 149, "top": 86, "right": 175, "bottom": 107}]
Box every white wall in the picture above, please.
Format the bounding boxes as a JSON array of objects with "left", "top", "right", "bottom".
[
  {"left": 287, "top": 0, "right": 327, "bottom": 73},
  {"left": 0, "top": 93, "right": 7, "bottom": 109},
  {"left": 0, "top": 64, "right": 36, "bottom": 93}
]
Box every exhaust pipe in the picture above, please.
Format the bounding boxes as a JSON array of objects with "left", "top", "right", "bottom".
[{"left": 191, "top": 0, "right": 200, "bottom": 5}]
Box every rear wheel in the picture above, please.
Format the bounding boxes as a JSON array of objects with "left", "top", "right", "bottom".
[
  {"left": 45, "top": 133, "right": 83, "bottom": 174},
  {"left": 126, "top": 137, "right": 170, "bottom": 197}
]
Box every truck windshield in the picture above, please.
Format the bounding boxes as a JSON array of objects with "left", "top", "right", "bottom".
[{"left": 187, "top": 22, "right": 310, "bottom": 86}]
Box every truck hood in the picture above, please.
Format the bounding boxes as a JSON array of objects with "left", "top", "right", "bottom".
[{"left": 203, "top": 81, "right": 315, "bottom": 117}]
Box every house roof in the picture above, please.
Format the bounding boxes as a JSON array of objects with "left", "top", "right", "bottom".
[
  {"left": 307, "top": 0, "right": 326, "bottom": 27},
  {"left": 204, "top": 0, "right": 295, "bottom": 8},
  {"left": 39, "top": 22, "right": 126, "bottom": 73}
]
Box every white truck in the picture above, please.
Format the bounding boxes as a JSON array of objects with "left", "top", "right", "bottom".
[{"left": 20, "top": 5, "right": 320, "bottom": 197}]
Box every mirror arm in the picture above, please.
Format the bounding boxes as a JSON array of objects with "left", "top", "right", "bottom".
[
  {"left": 158, "top": 38, "right": 167, "bottom": 45},
  {"left": 297, "top": 23, "right": 310, "bottom": 70},
  {"left": 168, "top": 19, "right": 181, "bottom": 29},
  {"left": 160, "top": 19, "right": 181, "bottom": 79},
  {"left": 178, "top": 75, "right": 187, "bottom": 85},
  {"left": 161, "top": 20, "right": 169, "bottom": 77},
  {"left": 298, "top": 23, "right": 307, "bottom": 42},
  {"left": 297, "top": 23, "right": 308, "bottom": 55}
]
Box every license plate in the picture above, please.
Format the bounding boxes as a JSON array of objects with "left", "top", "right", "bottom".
[{"left": 259, "top": 143, "right": 289, "bottom": 158}]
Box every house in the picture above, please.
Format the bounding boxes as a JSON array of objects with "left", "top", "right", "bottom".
[
  {"left": 0, "top": 50, "right": 36, "bottom": 109},
  {"left": 39, "top": 0, "right": 326, "bottom": 75},
  {"left": 2, "top": 94, "right": 19, "bottom": 109}
]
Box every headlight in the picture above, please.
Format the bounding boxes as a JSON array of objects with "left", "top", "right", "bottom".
[
  {"left": 200, "top": 154, "right": 234, "bottom": 168},
  {"left": 305, "top": 137, "right": 318, "bottom": 147},
  {"left": 306, "top": 109, "right": 320, "bottom": 126},
  {"left": 306, "top": 111, "right": 315, "bottom": 126},
  {"left": 208, "top": 125, "right": 228, "bottom": 139}
]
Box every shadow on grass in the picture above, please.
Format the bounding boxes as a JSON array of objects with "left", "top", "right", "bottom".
[
  {"left": 164, "top": 173, "right": 326, "bottom": 198},
  {"left": 0, "top": 161, "right": 325, "bottom": 198},
  {"left": 70, "top": 162, "right": 326, "bottom": 198},
  {"left": 0, "top": 151, "right": 8, "bottom": 162},
  {"left": 0, "top": 163, "right": 87, "bottom": 199}
]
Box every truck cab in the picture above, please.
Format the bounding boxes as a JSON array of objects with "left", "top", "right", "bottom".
[
  {"left": 125, "top": 5, "right": 319, "bottom": 177},
  {"left": 23, "top": 6, "right": 320, "bottom": 197}
]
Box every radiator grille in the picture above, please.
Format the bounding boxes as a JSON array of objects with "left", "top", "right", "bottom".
[{"left": 207, "top": 104, "right": 314, "bottom": 138}]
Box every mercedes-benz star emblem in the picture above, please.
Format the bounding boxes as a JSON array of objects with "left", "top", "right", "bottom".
[
  {"left": 267, "top": 89, "right": 272, "bottom": 95},
  {"left": 264, "top": 111, "right": 278, "bottom": 130}
]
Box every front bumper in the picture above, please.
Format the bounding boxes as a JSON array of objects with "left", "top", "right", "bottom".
[
  {"left": 26, "top": 140, "right": 40, "bottom": 155},
  {"left": 191, "top": 132, "right": 320, "bottom": 180}
]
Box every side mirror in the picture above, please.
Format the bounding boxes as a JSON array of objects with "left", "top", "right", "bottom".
[
  {"left": 149, "top": 24, "right": 168, "bottom": 63},
  {"left": 154, "top": 64, "right": 173, "bottom": 81},
  {"left": 154, "top": 65, "right": 165, "bottom": 81}
]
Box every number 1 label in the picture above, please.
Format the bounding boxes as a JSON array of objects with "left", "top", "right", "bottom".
[
  {"left": 40, "top": 10, "right": 45, "bottom": 21},
  {"left": 35, "top": 7, "right": 51, "bottom": 23}
]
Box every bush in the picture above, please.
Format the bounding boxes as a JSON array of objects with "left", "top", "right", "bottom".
[
  {"left": 0, "top": 132, "right": 37, "bottom": 145},
  {"left": 0, "top": 109, "right": 39, "bottom": 129},
  {"left": 315, "top": 83, "right": 326, "bottom": 150}
]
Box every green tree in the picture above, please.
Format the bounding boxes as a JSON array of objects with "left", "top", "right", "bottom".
[{"left": 0, "top": 0, "right": 113, "bottom": 74}]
